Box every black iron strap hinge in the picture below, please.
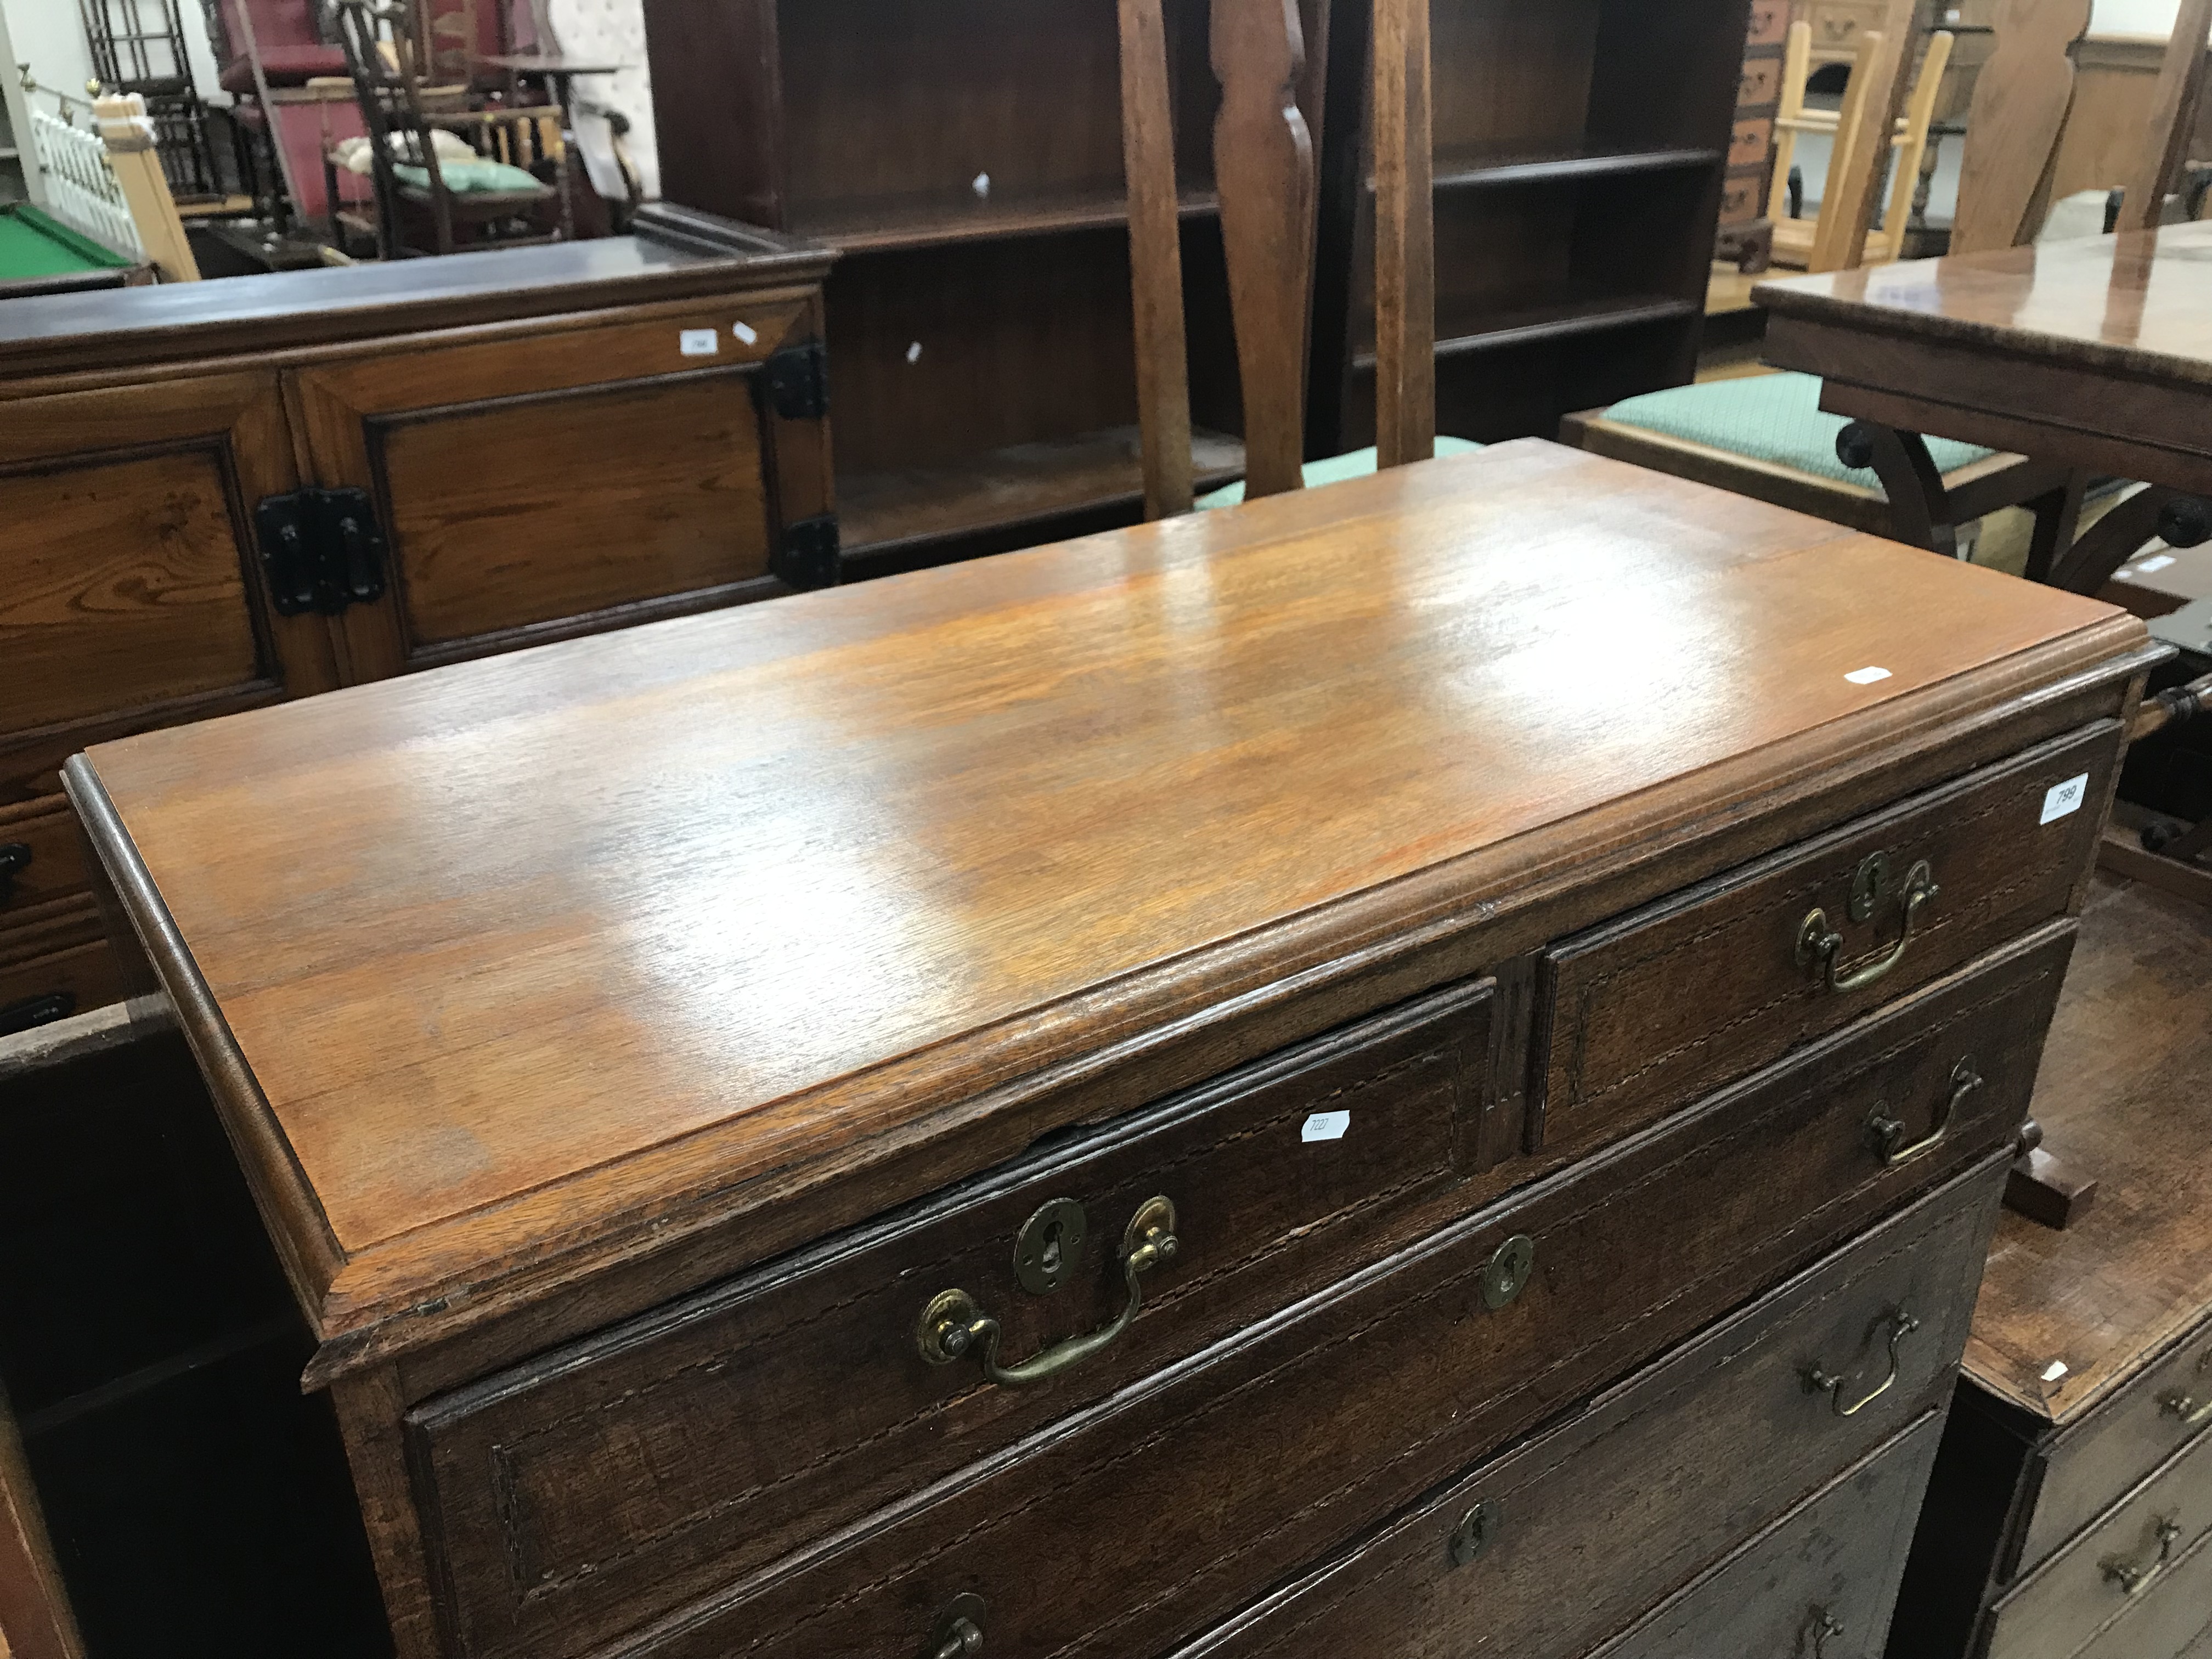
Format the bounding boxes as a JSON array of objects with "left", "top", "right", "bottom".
[
  {"left": 763, "top": 338, "right": 830, "bottom": 421},
  {"left": 775, "top": 514, "right": 842, "bottom": 590},
  {"left": 256, "top": 488, "right": 389, "bottom": 618}
]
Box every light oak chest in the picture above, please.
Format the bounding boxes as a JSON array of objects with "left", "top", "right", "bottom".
[{"left": 69, "top": 442, "right": 2152, "bottom": 1658}]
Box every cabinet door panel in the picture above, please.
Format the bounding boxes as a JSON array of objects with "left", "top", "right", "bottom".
[
  {"left": 287, "top": 293, "right": 829, "bottom": 680},
  {"left": 0, "top": 373, "right": 334, "bottom": 804},
  {"left": 379, "top": 374, "right": 774, "bottom": 648}
]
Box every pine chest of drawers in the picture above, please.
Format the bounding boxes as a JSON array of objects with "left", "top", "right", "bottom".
[{"left": 67, "top": 442, "right": 2153, "bottom": 1658}]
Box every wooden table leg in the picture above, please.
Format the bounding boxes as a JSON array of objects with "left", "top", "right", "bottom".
[
  {"left": 2049, "top": 488, "right": 2212, "bottom": 594},
  {"left": 1838, "top": 421, "right": 1963, "bottom": 558}
]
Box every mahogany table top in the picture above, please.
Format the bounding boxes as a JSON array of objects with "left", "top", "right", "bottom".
[
  {"left": 65, "top": 440, "right": 2145, "bottom": 1375},
  {"left": 1757, "top": 222, "right": 2212, "bottom": 388}
]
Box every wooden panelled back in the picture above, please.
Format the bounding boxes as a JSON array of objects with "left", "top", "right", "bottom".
[{"left": 1119, "top": 0, "right": 1432, "bottom": 516}]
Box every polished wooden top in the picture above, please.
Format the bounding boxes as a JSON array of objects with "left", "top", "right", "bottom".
[
  {"left": 1756, "top": 222, "right": 2212, "bottom": 386},
  {"left": 0, "top": 205, "right": 830, "bottom": 380},
  {"left": 70, "top": 441, "right": 2145, "bottom": 1374},
  {"left": 1968, "top": 871, "right": 2212, "bottom": 1424}
]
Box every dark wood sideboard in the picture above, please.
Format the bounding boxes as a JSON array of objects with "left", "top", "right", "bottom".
[
  {"left": 65, "top": 442, "right": 2152, "bottom": 1659},
  {"left": 0, "top": 204, "right": 834, "bottom": 1039}
]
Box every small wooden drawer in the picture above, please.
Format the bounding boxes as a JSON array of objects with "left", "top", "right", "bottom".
[
  {"left": 1747, "top": 0, "right": 1792, "bottom": 47},
  {"left": 1592, "top": 1412, "right": 1945, "bottom": 1659},
  {"left": 1741, "top": 55, "right": 1784, "bottom": 110},
  {"left": 2066, "top": 1525, "right": 2212, "bottom": 1659},
  {"left": 2019, "top": 1317, "right": 2212, "bottom": 1575},
  {"left": 409, "top": 979, "right": 1494, "bottom": 1659},
  {"left": 1987, "top": 1423, "right": 2212, "bottom": 1659},
  {"left": 1165, "top": 1155, "right": 2006, "bottom": 1659},
  {"left": 0, "top": 898, "right": 120, "bottom": 1035},
  {"left": 1720, "top": 176, "right": 1767, "bottom": 224},
  {"left": 1809, "top": 0, "right": 1884, "bottom": 54},
  {"left": 0, "top": 798, "right": 90, "bottom": 923},
  {"left": 596, "top": 926, "right": 2070, "bottom": 1659},
  {"left": 1730, "top": 116, "right": 1775, "bottom": 169},
  {"left": 1536, "top": 724, "right": 2115, "bottom": 1158}
]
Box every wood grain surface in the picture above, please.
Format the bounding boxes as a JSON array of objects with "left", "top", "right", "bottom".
[
  {"left": 1951, "top": 0, "right": 2094, "bottom": 254},
  {"left": 1967, "top": 873, "right": 2212, "bottom": 1422},
  {"left": 69, "top": 440, "right": 2144, "bottom": 1374}
]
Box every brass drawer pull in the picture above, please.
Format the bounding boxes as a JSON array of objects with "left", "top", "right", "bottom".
[
  {"left": 2101, "top": 1515, "right": 2183, "bottom": 1595},
  {"left": 917, "top": 1198, "right": 1177, "bottom": 1387},
  {"left": 2158, "top": 1350, "right": 2212, "bottom": 1430},
  {"left": 1867, "top": 1056, "right": 1982, "bottom": 1167},
  {"left": 922, "top": 1594, "right": 988, "bottom": 1658},
  {"left": 1805, "top": 1308, "right": 1920, "bottom": 1417},
  {"left": 1798, "top": 856, "right": 1939, "bottom": 995}
]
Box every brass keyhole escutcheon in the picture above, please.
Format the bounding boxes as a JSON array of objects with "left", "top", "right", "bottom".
[
  {"left": 1014, "top": 1198, "right": 1088, "bottom": 1296},
  {"left": 1449, "top": 1498, "right": 1499, "bottom": 1566},
  {"left": 1482, "top": 1235, "right": 1537, "bottom": 1310},
  {"left": 1848, "top": 851, "right": 1892, "bottom": 924}
]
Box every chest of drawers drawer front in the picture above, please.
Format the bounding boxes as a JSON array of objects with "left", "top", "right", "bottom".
[
  {"left": 1169, "top": 1155, "right": 2007, "bottom": 1659},
  {"left": 2065, "top": 1525, "right": 2212, "bottom": 1659},
  {"left": 2016, "top": 1319, "right": 2212, "bottom": 1578},
  {"left": 1537, "top": 725, "right": 2114, "bottom": 1160},
  {"left": 608, "top": 929, "right": 2068, "bottom": 1659},
  {"left": 1592, "top": 1411, "right": 1945, "bottom": 1659},
  {"left": 0, "top": 800, "right": 89, "bottom": 924},
  {"left": 1988, "top": 1408, "right": 2212, "bottom": 1659},
  {"left": 409, "top": 980, "right": 1492, "bottom": 1659}
]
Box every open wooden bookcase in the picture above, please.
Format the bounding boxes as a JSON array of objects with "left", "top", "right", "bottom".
[
  {"left": 645, "top": 0, "right": 1328, "bottom": 571},
  {"left": 1311, "top": 0, "right": 1743, "bottom": 452}
]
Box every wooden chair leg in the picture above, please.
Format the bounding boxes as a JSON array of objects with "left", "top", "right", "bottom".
[
  {"left": 1372, "top": 0, "right": 1435, "bottom": 469},
  {"left": 2022, "top": 470, "right": 2089, "bottom": 583},
  {"left": 1120, "top": 0, "right": 1194, "bottom": 520}
]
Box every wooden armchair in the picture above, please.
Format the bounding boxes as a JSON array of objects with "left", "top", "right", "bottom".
[
  {"left": 1560, "top": 0, "right": 2212, "bottom": 581},
  {"left": 333, "top": 0, "right": 568, "bottom": 258},
  {"left": 1116, "top": 0, "right": 1476, "bottom": 520}
]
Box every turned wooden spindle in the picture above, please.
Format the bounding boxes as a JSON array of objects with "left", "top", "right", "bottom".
[{"left": 1211, "top": 0, "right": 1318, "bottom": 500}]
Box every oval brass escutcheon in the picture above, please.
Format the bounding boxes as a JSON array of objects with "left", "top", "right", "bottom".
[
  {"left": 1013, "top": 1197, "right": 1088, "bottom": 1296},
  {"left": 1449, "top": 1498, "right": 1500, "bottom": 1567},
  {"left": 1848, "top": 850, "right": 1892, "bottom": 923},
  {"left": 1482, "top": 1234, "right": 1537, "bottom": 1310}
]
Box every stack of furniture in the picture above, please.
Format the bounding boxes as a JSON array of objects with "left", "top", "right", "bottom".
[
  {"left": 1718, "top": 0, "right": 1792, "bottom": 272},
  {"left": 0, "top": 206, "right": 833, "bottom": 1039},
  {"left": 53, "top": 432, "right": 2152, "bottom": 1659},
  {"left": 1887, "top": 861, "right": 2212, "bottom": 1659},
  {"left": 79, "top": 0, "right": 224, "bottom": 204}
]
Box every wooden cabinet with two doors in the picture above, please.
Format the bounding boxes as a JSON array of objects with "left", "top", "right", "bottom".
[{"left": 0, "top": 204, "right": 836, "bottom": 1036}]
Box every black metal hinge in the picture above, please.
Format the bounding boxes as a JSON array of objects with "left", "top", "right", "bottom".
[
  {"left": 255, "top": 488, "right": 390, "bottom": 618},
  {"left": 763, "top": 338, "right": 830, "bottom": 421},
  {"left": 775, "top": 514, "right": 842, "bottom": 590}
]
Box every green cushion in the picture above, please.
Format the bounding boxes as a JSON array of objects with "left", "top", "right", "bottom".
[
  {"left": 392, "top": 159, "right": 547, "bottom": 195},
  {"left": 1603, "top": 372, "right": 1993, "bottom": 488},
  {"left": 1196, "top": 436, "right": 1484, "bottom": 509}
]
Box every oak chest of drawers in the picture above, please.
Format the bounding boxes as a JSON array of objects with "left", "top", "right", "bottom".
[{"left": 67, "top": 442, "right": 2153, "bottom": 1658}]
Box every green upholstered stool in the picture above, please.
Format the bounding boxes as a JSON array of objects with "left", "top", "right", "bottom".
[{"left": 1196, "top": 436, "right": 1486, "bottom": 509}]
